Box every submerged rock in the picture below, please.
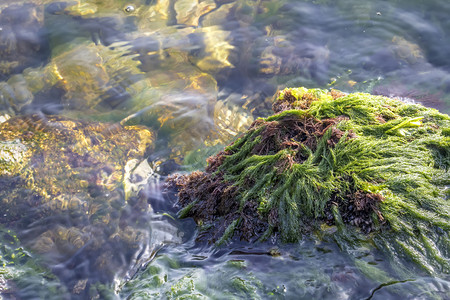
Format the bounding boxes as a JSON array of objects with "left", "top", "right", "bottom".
[
  {"left": 0, "top": 0, "right": 331, "bottom": 162},
  {"left": 167, "top": 87, "right": 450, "bottom": 275},
  {"left": 0, "top": 3, "right": 49, "bottom": 80},
  {"left": 0, "top": 113, "right": 155, "bottom": 295}
]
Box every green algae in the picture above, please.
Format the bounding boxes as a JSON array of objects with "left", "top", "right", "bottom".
[
  {"left": 168, "top": 87, "right": 450, "bottom": 275},
  {"left": 120, "top": 253, "right": 265, "bottom": 299},
  {"left": 0, "top": 226, "right": 66, "bottom": 298}
]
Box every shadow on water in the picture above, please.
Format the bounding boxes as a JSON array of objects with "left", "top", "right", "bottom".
[{"left": 0, "top": 0, "right": 449, "bottom": 298}]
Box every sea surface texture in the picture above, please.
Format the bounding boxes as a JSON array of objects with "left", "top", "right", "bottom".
[{"left": 0, "top": 0, "right": 449, "bottom": 299}]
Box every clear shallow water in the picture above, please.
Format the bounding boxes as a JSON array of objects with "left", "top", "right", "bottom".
[{"left": 0, "top": 0, "right": 449, "bottom": 299}]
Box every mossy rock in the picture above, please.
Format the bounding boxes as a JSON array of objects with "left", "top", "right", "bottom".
[{"left": 167, "top": 87, "right": 450, "bottom": 275}]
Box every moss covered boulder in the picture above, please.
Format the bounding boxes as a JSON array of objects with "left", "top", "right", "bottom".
[{"left": 167, "top": 87, "right": 450, "bottom": 275}]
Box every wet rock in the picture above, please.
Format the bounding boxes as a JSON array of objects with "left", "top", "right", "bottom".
[{"left": 167, "top": 87, "right": 450, "bottom": 275}]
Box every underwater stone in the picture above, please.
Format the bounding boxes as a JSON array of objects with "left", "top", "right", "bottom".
[
  {"left": 0, "top": 3, "right": 49, "bottom": 79},
  {"left": 174, "top": 0, "right": 216, "bottom": 27},
  {"left": 0, "top": 113, "right": 154, "bottom": 222},
  {"left": 167, "top": 87, "right": 450, "bottom": 275},
  {"left": 0, "top": 113, "right": 155, "bottom": 293}
]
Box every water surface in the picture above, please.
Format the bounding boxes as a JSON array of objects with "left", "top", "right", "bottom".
[{"left": 0, "top": 0, "right": 449, "bottom": 298}]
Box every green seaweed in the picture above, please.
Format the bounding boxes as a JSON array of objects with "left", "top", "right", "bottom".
[
  {"left": 120, "top": 253, "right": 266, "bottom": 299},
  {"left": 168, "top": 87, "right": 450, "bottom": 275},
  {"left": 0, "top": 226, "right": 66, "bottom": 298}
]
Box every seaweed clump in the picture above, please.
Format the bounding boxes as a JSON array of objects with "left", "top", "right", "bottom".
[{"left": 167, "top": 87, "right": 450, "bottom": 274}]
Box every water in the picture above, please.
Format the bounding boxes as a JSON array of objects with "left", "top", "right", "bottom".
[{"left": 0, "top": 0, "right": 449, "bottom": 298}]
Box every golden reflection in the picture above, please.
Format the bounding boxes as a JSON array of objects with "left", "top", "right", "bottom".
[
  {"left": 194, "top": 26, "right": 235, "bottom": 72},
  {"left": 174, "top": 0, "right": 216, "bottom": 27}
]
